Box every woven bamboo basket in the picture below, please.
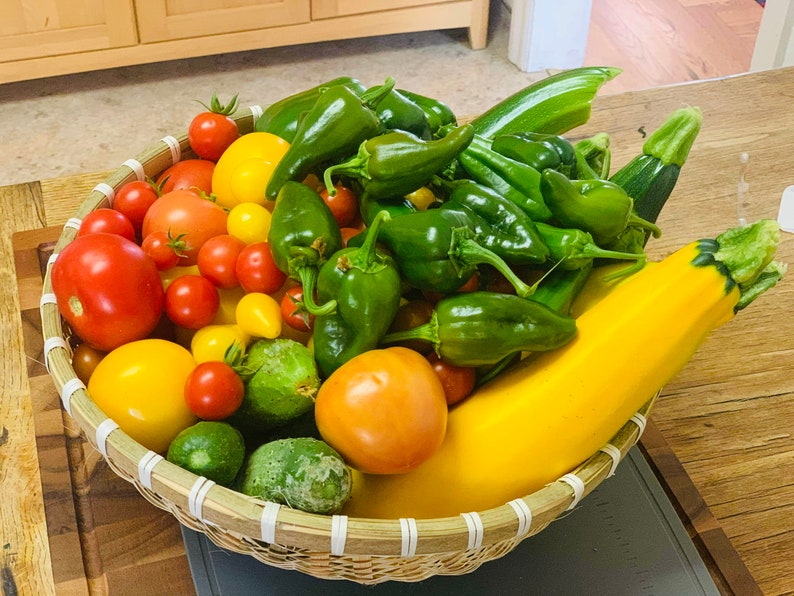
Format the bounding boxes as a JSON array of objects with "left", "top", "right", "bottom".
[{"left": 40, "top": 106, "right": 659, "bottom": 585}]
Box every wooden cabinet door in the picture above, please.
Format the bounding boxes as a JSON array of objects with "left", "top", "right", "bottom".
[
  {"left": 312, "top": 0, "right": 441, "bottom": 19},
  {"left": 135, "top": 0, "right": 310, "bottom": 43},
  {"left": 0, "top": 0, "right": 137, "bottom": 63}
]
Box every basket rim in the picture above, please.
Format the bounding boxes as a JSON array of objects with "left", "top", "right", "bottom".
[{"left": 38, "top": 107, "right": 658, "bottom": 560}]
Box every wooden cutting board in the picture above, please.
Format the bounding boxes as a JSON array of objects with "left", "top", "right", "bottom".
[{"left": 12, "top": 226, "right": 196, "bottom": 596}]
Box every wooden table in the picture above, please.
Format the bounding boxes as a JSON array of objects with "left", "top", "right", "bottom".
[{"left": 2, "top": 67, "right": 793, "bottom": 595}]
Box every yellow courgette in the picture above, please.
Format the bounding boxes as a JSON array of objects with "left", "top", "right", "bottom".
[{"left": 344, "top": 220, "right": 784, "bottom": 519}]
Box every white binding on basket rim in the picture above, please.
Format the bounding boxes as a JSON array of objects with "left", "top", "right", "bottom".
[
  {"left": 92, "top": 182, "right": 115, "bottom": 205},
  {"left": 507, "top": 498, "right": 532, "bottom": 537},
  {"left": 122, "top": 158, "right": 146, "bottom": 181},
  {"left": 260, "top": 501, "right": 281, "bottom": 544},
  {"left": 43, "top": 335, "right": 70, "bottom": 373},
  {"left": 560, "top": 473, "right": 585, "bottom": 510},
  {"left": 599, "top": 443, "right": 622, "bottom": 477},
  {"left": 59, "top": 377, "right": 85, "bottom": 416},
  {"left": 630, "top": 412, "right": 648, "bottom": 440},
  {"left": 248, "top": 105, "right": 263, "bottom": 122},
  {"left": 94, "top": 418, "right": 120, "bottom": 458},
  {"left": 161, "top": 135, "right": 181, "bottom": 165},
  {"left": 64, "top": 217, "right": 82, "bottom": 231},
  {"left": 40, "top": 292, "right": 57, "bottom": 308},
  {"left": 189, "top": 476, "right": 216, "bottom": 522},
  {"left": 330, "top": 515, "right": 348, "bottom": 556},
  {"left": 461, "top": 512, "right": 484, "bottom": 550},
  {"left": 138, "top": 451, "right": 164, "bottom": 490},
  {"left": 399, "top": 517, "right": 418, "bottom": 557}
]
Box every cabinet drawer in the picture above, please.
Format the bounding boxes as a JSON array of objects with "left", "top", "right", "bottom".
[
  {"left": 136, "top": 0, "right": 311, "bottom": 43},
  {"left": 312, "top": 0, "right": 446, "bottom": 19}
]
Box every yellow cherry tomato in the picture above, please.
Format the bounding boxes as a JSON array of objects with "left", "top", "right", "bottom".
[
  {"left": 235, "top": 292, "right": 282, "bottom": 339},
  {"left": 226, "top": 202, "right": 272, "bottom": 245},
  {"left": 191, "top": 324, "right": 250, "bottom": 363},
  {"left": 212, "top": 286, "right": 247, "bottom": 325},
  {"left": 159, "top": 264, "right": 201, "bottom": 290},
  {"left": 211, "top": 132, "right": 290, "bottom": 209},
  {"left": 405, "top": 186, "right": 437, "bottom": 211},
  {"left": 87, "top": 339, "right": 198, "bottom": 453}
]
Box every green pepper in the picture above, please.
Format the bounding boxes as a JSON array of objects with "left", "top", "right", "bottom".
[
  {"left": 491, "top": 132, "right": 577, "bottom": 178},
  {"left": 442, "top": 181, "right": 549, "bottom": 265},
  {"left": 322, "top": 125, "right": 474, "bottom": 201},
  {"left": 535, "top": 222, "right": 645, "bottom": 271},
  {"left": 369, "top": 207, "right": 537, "bottom": 297},
  {"left": 265, "top": 78, "right": 395, "bottom": 201},
  {"left": 313, "top": 211, "right": 402, "bottom": 378},
  {"left": 380, "top": 291, "right": 577, "bottom": 367},
  {"left": 254, "top": 77, "right": 367, "bottom": 143},
  {"left": 267, "top": 181, "right": 343, "bottom": 315},
  {"left": 540, "top": 168, "right": 661, "bottom": 246},
  {"left": 359, "top": 193, "right": 417, "bottom": 227},
  {"left": 396, "top": 88, "right": 458, "bottom": 134},
  {"left": 574, "top": 132, "right": 611, "bottom": 179},
  {"left": 376, "top": 88, "right": 433, "bottom": 140},
  {"left": 447, "top": 128, "right": 552, "bottom": 222}
]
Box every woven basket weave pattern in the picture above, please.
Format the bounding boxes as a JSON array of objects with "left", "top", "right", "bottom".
[{"left": 39, "top": 108, "right": 657, "bottom": 584}]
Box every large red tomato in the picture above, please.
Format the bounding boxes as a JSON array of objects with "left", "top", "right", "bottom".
[
  {"left": 314, "top": 347, "right": 448, "bottom": 475},
  {"left": 142, "top": 189, "right": 228, "bottom": 266},
  {"left": 51, "top": 233, "right": 164, "bottom": 352},
  {"left": 156, "top": 159, "right": 215, "bottom": 195}
]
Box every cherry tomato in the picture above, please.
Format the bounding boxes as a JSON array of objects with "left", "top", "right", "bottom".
[
  {"left": 320, "top": 184, "right": 360, "bottom": 228},
  {"left": 188, "top": 94, "right": 240, "bottom": 162},
  {"left": 226, "top": 202, "right": 272, "bottom": 245},
  {"left": 183, "top": 361, "right": 244, "bottom": 420},
  {"left": 156, "top": 159, "right": 215, "bottom": 195},
  {"left": 142, "top": 189, "right": 228, "bottom": 266},
  {"left": 51, "top": 233, "right": 164, "bottom": 352},
  {"left": 235, "top": 241, "right": 286, "bottom": 295},
  {"left": 339, "top": 226, "right": 362, "bottom": 247},
  {"left": 235, "top": 292, "right": 282, "bottom": 339},
  {"left": 280, "top": 285, "right": 313, "bottom": 332},
  {"left": 197, "top": 234, "right": 245, "bottom": 288},
  {"left": 165, "top": 274, "right": 220, "bottom": 330},
  {"left": 71, "top": 343, "right": 107, "bottom": 385},
  {"left": 315, "top": 347, "right": 448, "bottom": 475},
  {"left": 159, "top": 264, "right": 200, "bottom": 291},
  {"left": 113, "top": 180, "right": 160, "bottom": 235},
  {"left": 191, "top": 324, "right": 249, "bottom": 364},
  {"left": 426, "top": 353, "right": 477, "bottom": 406},
  {"left": 141, "top": 229, "right": 187, "bottom": 270},
  {"left": 77, "top": 208, "right": 135, "bottom": 242},
  {"left": 87, "top": 338, "right": 198, "bottom": 453},
  {"left": 211, "top": 132, "right": 290, "bottom": 209}
]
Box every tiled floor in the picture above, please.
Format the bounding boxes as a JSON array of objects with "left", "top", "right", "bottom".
[{"left": 0, "top": 2, "right": 552, "bottom": 188}]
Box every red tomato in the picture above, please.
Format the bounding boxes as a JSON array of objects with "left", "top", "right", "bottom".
[
  {"left": 156, "top": 159, "right": 215, "bottom": 195},
  {"left": 184, "top": 361, "right": 244, "bottom": 420},
  {"left": 235, "top": 241, "right": 286, "bottom": 295},
  {"left": 320, "top": 184, "right": 360, "bottom": 228},
  {"left": 112, "top": 180, "right": 160, "bottom": 235},
  {"left": 426, "top": 353, "right": 477, "bottom": 406},
  {"left": 280, "top": 285, "right": 313, "bottom": 332},
  {"left": 142, "top": 189, "right": 228, "bottom": 266},
  {"left": 315, "top": 347, "right": 448, "bottom": 475},
  {"left": 188, "top": 94, "right": 240, "bottom": 162},
  {"left": 339, "top": 226, "right": 363, "bottom": 247},
  {"left": 141, "top": 229, "right": 187, "bottom": 270},
  {"left": 165, "top": 275, "right": 220, "bottom": 329},
  {"left": 77, "top": 208, "right": 135, "bottom": 242},
  {"left": 51, "top": 233, "right": 164, "bottom": 352},
  {"left": 197, "top": 234, "right": 246, "bottom": 289}
]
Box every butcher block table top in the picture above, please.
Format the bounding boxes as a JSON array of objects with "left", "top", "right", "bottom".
[{"left": 2, "top": 66, "right": 793, "bottom": 595}]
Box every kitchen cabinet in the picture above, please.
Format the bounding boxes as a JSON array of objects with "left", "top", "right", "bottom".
[{"left": 0, "top": 0, "right": 490, "bottom": 84}]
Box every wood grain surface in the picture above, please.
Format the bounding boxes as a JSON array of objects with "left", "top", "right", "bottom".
[{"left": 2, "top": 66, "right": 793, "bottom": 594}]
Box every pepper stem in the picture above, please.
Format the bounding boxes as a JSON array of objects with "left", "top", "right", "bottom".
[
  {"left": 323, "top": 150, "right": 370, "bottom": 196},
  {"left": 296, "top": 266, "right": 338, "bottom": 316},
  {"left": 381, "top": 311, "right": 439, "bottom": 350},
  {"left": 450, "top": 228, "right": 536, "bottom": 297},
  {"left": 350, "top": 210, "right": 390, "bottom": 270},
  {"left": 627, "top": 212, "right": 662, "bottom": 239},
  {"left": 360, "top": 77, "right": 396, "bottom": 110}
]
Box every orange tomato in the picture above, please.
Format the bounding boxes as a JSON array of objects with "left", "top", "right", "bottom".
[{"left": 314, "top": 347, "right": 448, "bottom": 475}]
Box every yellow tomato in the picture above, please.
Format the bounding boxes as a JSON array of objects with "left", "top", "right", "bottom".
[
  {"left": 87, "top": 339, "right": 198, "bottom": 453},
  {"left": 191, "top": 324, "right": 249, "bottom": 363},
  {"left": 212, "top": 286, "right": 247, "bottom": 325},
  {"left": 405, "top": 186, "right": 437, "bottom": 211},
  {"left": 212, "top": 132, "right": 290, "bottom": 209},
  {"left": 159, "top": 264, "right": 200, "bottom": 290},
  {"left": 235, "top": 292, "right": 281, "bottom": 339},
  {"left": 226, "top": 202, "right": 272, "bottom": 245}
]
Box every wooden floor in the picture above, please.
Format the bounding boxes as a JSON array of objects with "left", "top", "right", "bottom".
[{"left": 582, "top": 0, "right": 765, "bottom": 94}]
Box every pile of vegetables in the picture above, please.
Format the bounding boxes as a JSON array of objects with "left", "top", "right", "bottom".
[{"left": 50, "top": 68, "right": 786, "bottom": 518}]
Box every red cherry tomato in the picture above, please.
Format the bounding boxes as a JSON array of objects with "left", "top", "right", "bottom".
[
  {"left": 280, "top": 285, "right": 314, "bottom": 332},
  {"left": 188, "top": 94, "right": 240, "bottom": 162},
  {"left": 142, "top": 189, "right": 228, "bottom": 266},
  {"left": 320, "top": 184, "right": 360, "bottom": 228},
  {"left": 184, "top": 361, "right": 244, "bottom": 420},
  {"left": 165, "top": 274, "right": 220, "bottom": 329},
  {"left": 141, "top": 229, "right": 186, "bottom": 271},
  {"left": 112, "top": 180, "right": 160, "bottom": 235},
  {"left": 235, "top": 241, "right": 286, "bottom": 295},
  {"left": 426, "top": 353, "right": 477, "bottom": 406},
  {"left": 197, "top": 234, "right": 246, "bottom": 289},
  {"left": 77, "top": 208, "right": 136, "bottom": 242},
  {"left": 156, "top": 159, "right": 215, "bottom": 195},
  {"left": 51, "top": 233, "right": 164, "bottom": 352}
]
